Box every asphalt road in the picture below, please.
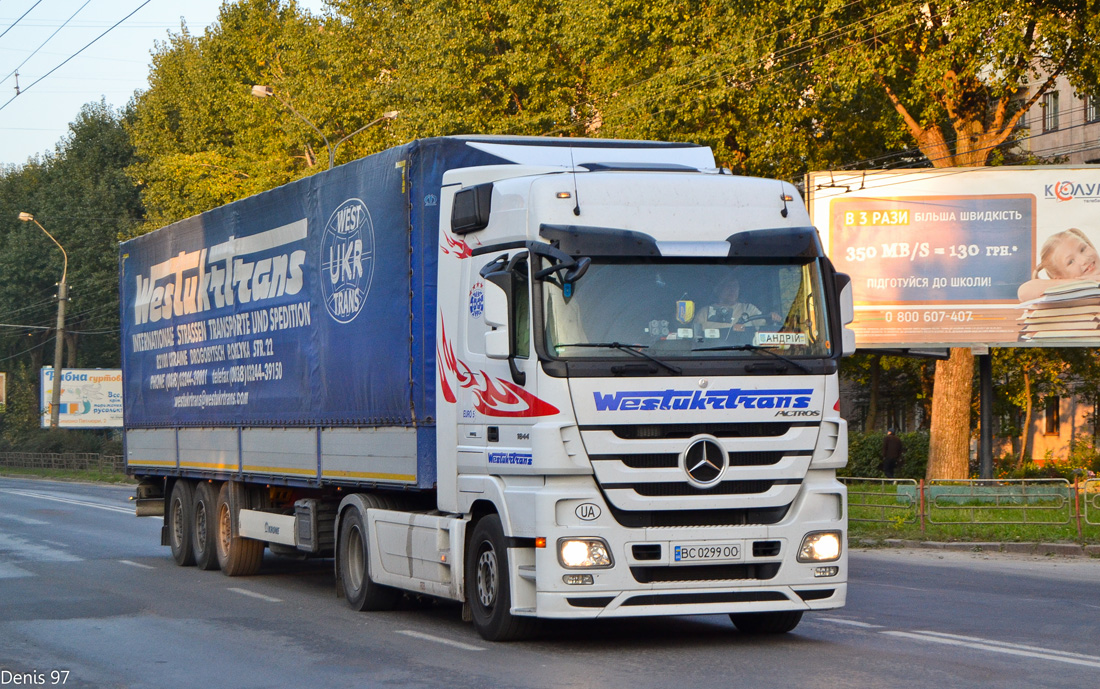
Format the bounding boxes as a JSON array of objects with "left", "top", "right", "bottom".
[{"left": 2, "top": 476, "right": 1098, "bottom": 689}]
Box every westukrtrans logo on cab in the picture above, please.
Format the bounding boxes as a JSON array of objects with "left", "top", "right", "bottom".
[{"left": 593, "top": 388, "right": 814, "bottom": 411}]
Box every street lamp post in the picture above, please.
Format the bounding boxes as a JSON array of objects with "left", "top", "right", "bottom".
[
  {"left": 18, "top": 212, "right": 67, "bottom": 430},
  {"left": 250, "top": 85, "right": 398, "bottom": 169}
]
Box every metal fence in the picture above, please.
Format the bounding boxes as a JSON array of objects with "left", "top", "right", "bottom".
[
  {"left": 841, "top": 476, "right": 1094, "bottom": 537},
  {"left": 925, "top": 478, "right": 1072, "bottom": 526},
  {"left": 1086, "top": 479, "right": 1100, "bottom": 527},
  {"left": 0, "top": 452, "right": 124, "bottom": 473},
  {"left": 842, "top": 477, "right": 920, "bottom": 525}
]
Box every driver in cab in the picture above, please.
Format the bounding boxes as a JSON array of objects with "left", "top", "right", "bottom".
[{"left": 695, "top": 277, "right": 778, "bottom": 339}]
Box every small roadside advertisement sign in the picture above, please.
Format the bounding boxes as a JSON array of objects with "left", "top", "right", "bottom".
[{"left": 39, "top": 368, "right": 123, "bottom": 428}]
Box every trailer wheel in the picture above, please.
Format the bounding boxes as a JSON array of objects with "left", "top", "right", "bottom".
[
  {"left": 729, "top": 610, "right": 803, "bottom": 634},
  {"left": 215, "top": 482, "right": 264, "bottom": 576},
  {"left": 466, "top": 515, "right": 537, "bottom": 641},
  {"left": 337, "top": 507, "right": 400, "bottom": 611},
  {"left": 168, "top": 480, "right": 195, "bottom": 567},
  {"left": 192, "top": 481, "right": 221, "bottom": 571}
]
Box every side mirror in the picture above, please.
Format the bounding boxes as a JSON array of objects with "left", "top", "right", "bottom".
[
  {"left": 835, "top": 272, "right": 856, "bottom": 357},
  {"left": 478, "top": 254, "right": 528, "bottom": 385},
  {"left": 483, "top": 281, "right": 510, "bottom": 359}
]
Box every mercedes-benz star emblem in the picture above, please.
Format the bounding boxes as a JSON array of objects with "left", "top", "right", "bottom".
[{"left": 680, "top": 437, "right": 728, "bottom": 488}]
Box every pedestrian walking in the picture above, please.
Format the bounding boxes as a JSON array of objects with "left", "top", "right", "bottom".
[{"left": 882, "top": 429, "right": 903, "bottom": 478}]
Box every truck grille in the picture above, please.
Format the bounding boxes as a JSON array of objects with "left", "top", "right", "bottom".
[
  {"left": 597, "top": 422, "right": 801, "bottom": 440},
  {"left": 580, "top": 423, "right": 819, "bottom": 527},
  {"left": 616, "top": 451, "right": 788, "bottom": 469}
]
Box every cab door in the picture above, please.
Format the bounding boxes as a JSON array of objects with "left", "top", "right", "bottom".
[{"left": 452, "top": 250, "right": 543, "bottom": 478}]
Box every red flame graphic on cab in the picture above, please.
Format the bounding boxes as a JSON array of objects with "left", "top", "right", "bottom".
[
  {"left": 437, "top": 319, "right": 559, "bottom": 417},
  {"left": 440, "top": 234, "right": 473, "bottom": 259}
]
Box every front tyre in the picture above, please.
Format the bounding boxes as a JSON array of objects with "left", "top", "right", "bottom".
[
  {"left": 729, "top": 610, "right": 803, "bottom": 634},
  {"left": 466, "top": 515, "right": 537, "bottom": 641}
]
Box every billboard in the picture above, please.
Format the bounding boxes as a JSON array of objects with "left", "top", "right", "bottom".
[
  {"left": 807, "top": 168, "right": 1100, "bottom": 348},
  {"left": 40, "top": 368, "right": 123, "bottom": 428}
]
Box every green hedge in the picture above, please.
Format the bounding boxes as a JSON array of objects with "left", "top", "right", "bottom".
[{"left": 841, "top": 430, "right": 929, "bottom": 480}]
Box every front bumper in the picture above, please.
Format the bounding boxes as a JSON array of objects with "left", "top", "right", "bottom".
[{"left": 509, "top": 471, "right": 847, "bottom": 620}]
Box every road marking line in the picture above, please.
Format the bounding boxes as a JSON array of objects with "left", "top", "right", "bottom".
[
  {"left": 818, "top": 617, "right": 884, "bottom": 629},
  {"left": 861, "top": 582, "right": 933, "bottom": 593},
  {"left": 0, "top": 514, "right": 49, "bottom": 525},
  {"left": 228, "top": 587, "right": 283, "bottom": 603},
  {"left": 882, "top": 631, "right": 1100, "bottom": 669},
  {"left": 0, "top": 489, "right": 133, "bottom": 515},
  {"left": 911, "top": 630, "right": 1100, "bottom": 661},
  {"left": 119, "top": 560, "right": 155, "bottom": 570},
  {"left": 396, "top": 630, "right": 485, "bottom": 652}
]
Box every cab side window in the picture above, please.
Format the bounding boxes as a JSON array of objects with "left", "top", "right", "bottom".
[{"left": 513, "top": 259, "right": 530, "bottom": 359}]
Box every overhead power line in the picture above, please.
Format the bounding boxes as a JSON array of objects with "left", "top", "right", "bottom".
[
  {"left": 0, "top": 0, "right": 44, "bottom": 42},
  {"left": 0, "top": 0, "right": 153, "bottom": 115},
  {"left": 1, "top": 0, "right": 93, "bottom": 85}
]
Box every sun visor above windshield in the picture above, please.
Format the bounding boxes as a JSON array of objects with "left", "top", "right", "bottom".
[
  {"left": 541, "top": 224, "right": 661, "bottom": 258},
  {"left": 726, "top": 227, "right": 824, "bottom": 259}
]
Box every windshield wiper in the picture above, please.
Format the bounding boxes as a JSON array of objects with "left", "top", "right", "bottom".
[
  {"left": 691, "top": 343, "right": 811, "bottom": 373},
  {"left": 556, "top": 342, "right": 682, "bottom": 374}
]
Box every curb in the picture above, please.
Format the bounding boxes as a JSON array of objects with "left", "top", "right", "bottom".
[{"left": 863, "top": 538, "right": 1099, "bottom": 558}]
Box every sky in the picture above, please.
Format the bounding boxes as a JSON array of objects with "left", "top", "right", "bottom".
[{"left": 0, "top": 0, "right": 327, "bottom": 167}]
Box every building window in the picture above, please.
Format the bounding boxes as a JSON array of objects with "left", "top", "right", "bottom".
[
  {"left": 1086, "top": 94, "right": 1099, "bottom": 124},
  {"left": 1042, "top": 91, "right": 1060, "bottom": 132},
  {"left": 1044, "top": 396, "right": 1060, "bottom": 436}
]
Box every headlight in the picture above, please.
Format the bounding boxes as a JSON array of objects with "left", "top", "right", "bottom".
[
  {"left": 798, "top": 531, "right": 841, "bottom": 562},
  {"left": 558, "top": 538, "right": 613, "bottom": 568}
]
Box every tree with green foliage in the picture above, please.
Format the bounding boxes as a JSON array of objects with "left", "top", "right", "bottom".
[
  {"left": 0, "top": 101, "right": 142, "bottom": 433},
  {"left": 841, "top": 352, "right": 932, "bottom": 431},
  {"left": 991, "top": 347, "right": 1076, "bottom": 466},
  {"left": 772, "top": 0, "right": 1097, "bottom": 479}
]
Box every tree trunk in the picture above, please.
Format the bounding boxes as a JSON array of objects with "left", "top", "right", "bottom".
[
  {"left": 1017, "top": 370, "right": 1032, "bottom": 468},
  {"left": 926, "top": 348, "right": 974, "bottom": 479},
  {"left": 865, "top": 355, "right": 881, "bottom": 431}
]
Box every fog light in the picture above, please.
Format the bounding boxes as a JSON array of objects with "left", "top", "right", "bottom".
[
  {"left": 798, "top": 531, "right": 841, "bottom": 562},
  {"left": 814, "top": 566, "right": 839, "bottom": 578},
  {"left": 563, "top": 573, "right": 594, "bottom": 585},
  {"left": 559, "top": 538, "right": 613, "bottom": 568}
]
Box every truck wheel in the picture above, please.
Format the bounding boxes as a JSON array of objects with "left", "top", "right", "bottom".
[
  {"left": 337, "top": 507, "right": 400, "bottom": 611},
  {"left": 168, "top": 480, "right": 195, "bottom": 567},
  {"left": 466, "top": 515, "right": 537, "bottom": 641},
  {"left": 729, "top": 610, "right": 803, "bottom": 634},
  {"left": 192, "top": 481, "right": 220, "bottom": 571},
  {"left": 215, "top": 482, "right": 264, "bottom": 576}
]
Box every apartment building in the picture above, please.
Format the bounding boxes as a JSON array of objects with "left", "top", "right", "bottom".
[{"left": 1016, "top": 72, "right": 1100, "bottom": 164}]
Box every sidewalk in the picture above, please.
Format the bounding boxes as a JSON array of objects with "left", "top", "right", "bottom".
[{"left": 856, "top": 538, "right": 1100, "bottom": 558}]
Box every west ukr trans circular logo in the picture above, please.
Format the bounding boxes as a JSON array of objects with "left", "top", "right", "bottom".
[{"left": 321, "top": 198, "right": 374, "bottom": 323}]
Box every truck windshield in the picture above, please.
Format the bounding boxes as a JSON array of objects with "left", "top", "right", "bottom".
[{"left": 542, "top": 260, "right": 833, "bottom": 361}]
